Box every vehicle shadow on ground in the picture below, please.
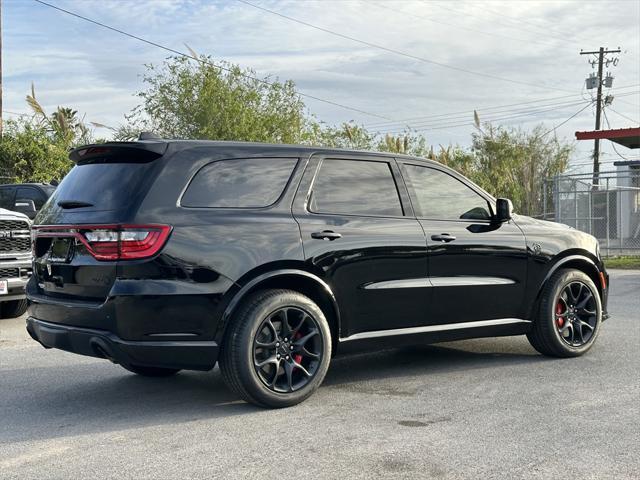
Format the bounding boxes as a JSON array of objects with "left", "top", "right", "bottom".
[
  {"left": 324, "top": 337, "right": 548, "bottom": 387},
  {"left": 2, "top": 337, "right": 549, "bottom": 445}
]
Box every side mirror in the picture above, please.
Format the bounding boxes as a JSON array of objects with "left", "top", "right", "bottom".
[
  {"left": 13, "top": 199, "right": 37, "bottom": 219},
  {"left": 495, "top": 198, "right": 513, "bottom": 223}
]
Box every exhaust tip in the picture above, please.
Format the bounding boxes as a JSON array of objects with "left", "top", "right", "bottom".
[{"left": 90, "top": 338, "right": 117, "bottom": 363}]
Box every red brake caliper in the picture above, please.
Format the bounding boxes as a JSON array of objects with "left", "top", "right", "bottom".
[
  {"left": 556, "top": 301, "right": 565, "bottom": 327},
  {"left": 293, "top": 332, "right": 303, "bottom": 364}
]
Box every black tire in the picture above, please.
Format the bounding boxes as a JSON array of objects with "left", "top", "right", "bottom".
[
  {"left": 122, "top": 364, "right": 181, "bottom": 377},
  {"left": 527, "top": 268, "right": 602, "bottom": 358},
  {"left": 1, "top": 299, "right": 28, "bottom": 319},
  {"left": 219, "top": 289, "right": 332, "bottom": 408}
]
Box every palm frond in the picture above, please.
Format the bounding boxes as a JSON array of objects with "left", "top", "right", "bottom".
[{"left": 26, "top": 83, "right": 47, "bottom": 118}]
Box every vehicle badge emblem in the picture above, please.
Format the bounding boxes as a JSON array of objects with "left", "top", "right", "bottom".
[{"left": 532, "top": 243, "right": 542, "bottom": 255}]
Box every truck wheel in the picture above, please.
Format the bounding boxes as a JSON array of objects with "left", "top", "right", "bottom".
[
  {"left": 219, "top": 289, "right": 332, "bottom": 408},
  {"left": 527, "top": 269, "right": 602, "bottom": 357},
  {"left": 1, "top": 299, "right": 28, "bottom": 319}
]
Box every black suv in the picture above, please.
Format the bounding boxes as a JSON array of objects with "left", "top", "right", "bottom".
[{"left": 26, "top": 141, "right": 609, "bottom": 408}]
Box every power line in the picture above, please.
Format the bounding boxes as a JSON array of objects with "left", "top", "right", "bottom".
[
  {"left": 365, "top": 93, "right": 584, "bottom": 128},
  {"left": 369, "top": 2, "right": 560, "bottom": 48},
  {"left": 434, "top": 1, "right": 579, "bottom": 45},
  {"left": 461, "top": 102, "right": 595, "bottom": 152},
  {"left": 370, "top": 98, "right": 592, "bottom": 131},
  {"left": 2, "top": 109, "right": 29, "bottom": 117},
  {"left": 605, "top": 106, "right": 640, "bottom": 124},
  {"left": 538, "top": 102, "right": 595, "bottom": 139},
  {"left": 383, "top": 100, "right": 592, "bottom": 135},
  {"left": 33, "top": 0, "right": 397, "bottom": 122},
  {"left": 235, "top": 0, "right": 575, "bottom": 93},
  {"left": 603, "top": 108, "right": 634, "bottom": 162},
  {"left": 363, "top": 86, "right": 639, "bottom": 129}
]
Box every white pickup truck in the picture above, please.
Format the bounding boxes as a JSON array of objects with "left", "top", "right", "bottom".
[{"left": 0, "top": 208, "right": 32, "bottom": 318}]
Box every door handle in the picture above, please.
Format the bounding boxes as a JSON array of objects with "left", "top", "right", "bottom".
[
  {"left": 431, "top": 233, "right": 456, "bottom": 243},
  {"left": 311, "top": 230, "right": 342, "bottom": 241}
]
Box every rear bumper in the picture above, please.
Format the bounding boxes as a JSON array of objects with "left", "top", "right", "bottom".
[{"left": 26, "top": 317, "right": 219, "bottom": 371}]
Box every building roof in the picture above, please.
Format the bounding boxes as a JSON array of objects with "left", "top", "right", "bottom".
[
  {"left": 613, "top": 160, "right": 640, "bottom": 167},
  {"left": 575, "top": 127, "right": 640, "bottom": 149}
]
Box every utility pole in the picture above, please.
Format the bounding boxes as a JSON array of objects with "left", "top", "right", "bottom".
[{"left": 580, "top": 47, "right": 621, "bottom": 188}]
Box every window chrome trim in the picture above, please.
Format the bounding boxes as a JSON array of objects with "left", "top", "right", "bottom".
[
  {"left": 340, "top": 318, "right": 531, "bottom": 342},
  {"left": 363, "top": 276, "right": 516, "bottom": 289}
]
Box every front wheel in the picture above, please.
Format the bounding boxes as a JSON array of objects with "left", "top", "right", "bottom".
[
  {"left": 527, "top": 268, "right": 602, "bottom": 357},
  {"left": 219, "top": 289, "right": 332, "bottom": 408}
]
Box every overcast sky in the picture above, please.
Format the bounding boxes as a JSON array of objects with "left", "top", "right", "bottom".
[{"left": 4, "top": 0, "right": 640, "bottom": 172}]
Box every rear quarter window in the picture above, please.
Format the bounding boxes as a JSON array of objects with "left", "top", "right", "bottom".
[{"left": 181, "top": 158, "right": 297, "bottom": 208}]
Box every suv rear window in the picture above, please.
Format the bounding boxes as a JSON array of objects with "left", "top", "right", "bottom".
[
  {"left": 181, "top": 158, "right": 297, "bottom": 208},
  {"left": 49, "top": 162, "right": 158, "bottom": 212}
]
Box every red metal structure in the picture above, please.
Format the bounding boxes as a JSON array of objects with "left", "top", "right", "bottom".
[{"left": 575, "top": 127, "right": 640, "bottom": 149}]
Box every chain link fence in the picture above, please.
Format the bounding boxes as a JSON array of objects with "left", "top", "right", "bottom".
[{"left": 542, "top": 167, "right": 640, "bottom": 257}]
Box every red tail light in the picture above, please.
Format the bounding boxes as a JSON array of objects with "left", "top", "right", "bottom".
[{"left": 33, "top": 224, "right": 172, "bottom": 261}]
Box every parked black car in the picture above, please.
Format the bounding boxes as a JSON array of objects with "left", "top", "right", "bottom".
[
  {"left": 26, "top": 140, "right": 609, "bottom": 408},
  {"left": 0, "top": 183, "right": 56, "bottom": 219}
]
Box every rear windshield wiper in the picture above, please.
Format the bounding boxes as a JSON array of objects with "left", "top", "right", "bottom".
[{"left": 57, "top": 200, "right": 94, "bottom": 209}]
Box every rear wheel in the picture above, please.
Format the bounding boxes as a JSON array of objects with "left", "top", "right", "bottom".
[
  {"left": 527, "top": 269, "right": 602, "bottom": 357},
  {"left": 122, "top": 364, "right": 181, "bottom": 377},
  {"left": 219, "top": 289, "right": 332, "bottom": 408},
  {"left": 1, "top": 299, "right": 28, "bottom": 319}
]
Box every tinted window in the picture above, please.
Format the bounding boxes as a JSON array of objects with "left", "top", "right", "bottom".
[
  {"left": 402, "top": 165, "right": 492, "bottom": 220},
  {"left": 310, "top": 159, "right": 403, "bottom": 216},
  {"left": 182, "top": 158, "right": 297, "bottom": 208},
  {"left": 0, "top": 187, "right": 15, "bottom": 209},
  {"left": 16, "top": 187, "right": 46, "bottom": 209},
  {"left": 49, "top": 162, "right": 158, "bottom": 211}
]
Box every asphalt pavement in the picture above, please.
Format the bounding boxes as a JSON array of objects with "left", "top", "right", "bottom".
[{"left": 1, "top": 270, "right": 638, "bottom": 479}]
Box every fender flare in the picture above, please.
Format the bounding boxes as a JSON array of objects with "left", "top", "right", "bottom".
[
  {"left": 535, "top": 254, "right": 605, "bottom": 309},
  {"left": 540, "top": 254, "right": 601, "bottom": 287},
  {"left": 219, "top": 268, "right": 341, "bottom": 339}
]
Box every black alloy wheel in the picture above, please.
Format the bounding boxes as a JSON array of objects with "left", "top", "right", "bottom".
[
  {"left": 554, "top": 281, "right": 598, "bottom": 347},
  {"left": 219, "top": 289, "right": 332, "bottom": 408},
  {"left": 527, "top": 268, "right": 602, "bottom": 358},
  {"left": 253, "top": 307, "right": 324, "bottom": 393}
]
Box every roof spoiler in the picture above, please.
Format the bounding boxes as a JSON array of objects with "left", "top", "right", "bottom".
[{"left": 69, "top": 142, "right": 169, "bottom": 164}]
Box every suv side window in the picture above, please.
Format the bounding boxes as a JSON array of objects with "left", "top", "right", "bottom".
[
  {"left": 0, "top": 187, "right": 16, "bottom": 209},
  {"left": 15, "top": 187, "right": 47, "bottom": 209},
  {"left": 182, "top": 158, "right": 298, "bottom": 208},
  {"left": 402, "top": 164, "right": 492, "bottom": 221},
  {"left": 309, "top": 159, "right": 403, "bottom": 217}
]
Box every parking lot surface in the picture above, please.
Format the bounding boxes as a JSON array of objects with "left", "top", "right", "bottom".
[{"left": 1, "top": 270, "right": 638, "bottom": 479}]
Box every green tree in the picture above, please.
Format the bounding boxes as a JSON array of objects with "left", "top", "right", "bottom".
[
  {"left": 0, "top": 119, "right": 72, "bottom": 183},
  {"left": 0, "top": 85, "right": 96, "bottom": 183},
  {"left": 376, "top": 131, "right": 430, "bottom": 157},
  {"left": 309, "top": 122, "right": 376, "bottom": 150},
  {"left": 429, "top": 145, "right": 477, "bottom": 180},
  {"left": 468, "top": 123, "right": 572, "bottom": 215},
  {"left": 117, "top": 55, "right": 310, "bottom": 143},
  {"left": 26, "top": 84, "right": 93, "bottom": 148}
]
